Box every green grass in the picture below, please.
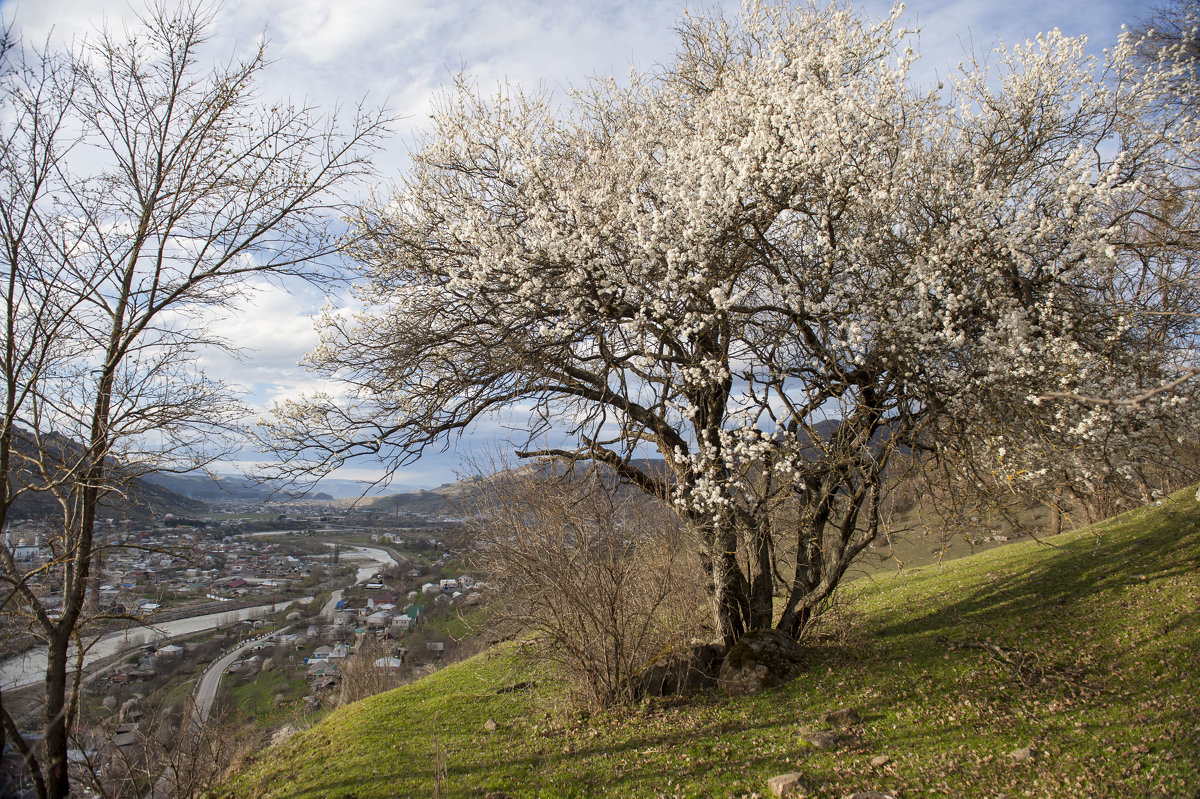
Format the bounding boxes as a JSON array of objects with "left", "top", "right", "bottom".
[
  {"left": 213, "top": 487, "right": 1200, "bottom": 798},
  {"left": 224, "top": 665, "right": 309, "bottom": 728}
]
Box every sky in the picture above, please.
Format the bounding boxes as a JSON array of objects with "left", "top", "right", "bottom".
[{"left": 0, "top": 0, "right": 1155, "bottom": 492}]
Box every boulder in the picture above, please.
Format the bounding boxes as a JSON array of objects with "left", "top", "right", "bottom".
[
  {"left": 719, "top": 629, "right": 806, "bottom": 695},
  {"left": 639, "top": 642, "right": 727, "bottom": 697}
]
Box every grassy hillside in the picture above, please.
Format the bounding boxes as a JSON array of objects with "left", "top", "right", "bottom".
[{"left": 214, "top": 487, "right": 1200, "bottom": 798}]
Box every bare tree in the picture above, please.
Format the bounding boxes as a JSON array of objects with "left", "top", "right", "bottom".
[
  {"left": 71, "top": 700, "right": 243, "bottom": 799},
  {"left": 0, "top": 4, "right": 391, "bottom": 796}
]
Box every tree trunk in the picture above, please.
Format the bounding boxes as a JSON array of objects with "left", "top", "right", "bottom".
[
  {"left": 1048, "top": 499, "right": 1063, "bottom": 536},
  {"left": 746, "top": 515, "right": 774, "bottom": 631},
  {"left": 43, "top": 632, "right": 71, "bottom": 799}
]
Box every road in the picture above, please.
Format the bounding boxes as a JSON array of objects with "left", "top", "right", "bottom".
[
  {"left": 320, "top": 588, "right": 344, "bottom": 619},
  {"left": 191, "top": 626, "right": 292, "bottom": 725},
  {"left": 318, "top": 544, "right": 402, "bottom": 619},
  {"left": 0, "top": 545, "right": 398, "bottom": 691},
  {"left": 0, "top": 598, "right": 312, "bottom": 691}
]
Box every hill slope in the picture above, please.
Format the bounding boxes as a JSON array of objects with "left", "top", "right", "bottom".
[{"left": 215, "top": 487, "right": 1200, "bottom": 798}]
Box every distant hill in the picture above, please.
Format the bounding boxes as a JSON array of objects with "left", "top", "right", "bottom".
[
  {"left": 141, "top": 472, "right": 276, "bottom": 503},
  {"left": 144, "top": 472, "right": 420, "bottom": 502},
  {"left": 360, "top": 458, "right": 672, "bottom": 516},
  {"left": 6, "top": 432, "right": 207, "bottom": 522}
]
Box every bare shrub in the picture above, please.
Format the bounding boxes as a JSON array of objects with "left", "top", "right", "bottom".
[
  {"left": 333, "top": 638, "right": 407, "bottom": 707},
  {"left": 470, "top": 465, "right": 708, "bottom": 707},
  {"left": 72, "top": 701, "right": 241, "bottom": 799}
]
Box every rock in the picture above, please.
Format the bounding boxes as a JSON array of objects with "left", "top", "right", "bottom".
[
  {"left": 718, "top": 630, "right": 807, "bottom": 696},
  {"left": 823, "top": 707, "right": 861, "bottom": 727},
  {"left": 870, "top": 755, "right": 890, "bottom": 767},
  {"left": 483, "top": 718, "right": 498, "bottom": 732},
  {"left": 640, "top": 642, "right": 727, "bottom": 697},
  {"left": 1008, "top": 746, "right": 1037, "bottom": 762},
  {"left": 767, "top": 772, "right": 805, "bottom": 797},
  {"left": 801, "top": 728, "right": 842, "bottom": 750}
]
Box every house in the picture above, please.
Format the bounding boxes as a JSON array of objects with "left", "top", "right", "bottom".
[
  {"left": 112, "top": 723, "right": 140, "bottom": 748},
  {"left": 307, "top": 661, "right": 338, "bottom": 678},
  {"left": 311, "top": 674, "right": 340, "bottom": 691},
  {"left": 420, "top": 582, "right": 440, "bottom": 595},
  {"left": 391, "top": 614, "right": 414, "bottom": 631}
]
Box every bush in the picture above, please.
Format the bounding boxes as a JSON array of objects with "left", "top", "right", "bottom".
[{"left": 470, "top": 465, "right": 708, "bottom": 706}]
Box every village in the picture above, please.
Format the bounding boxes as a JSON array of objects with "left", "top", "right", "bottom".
[{"left": 0, "top": 489, "right": 485, "bottom": 796}]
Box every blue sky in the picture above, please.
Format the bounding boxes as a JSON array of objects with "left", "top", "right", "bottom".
[{"left": 1, "top": 0, "right": 1156, "bottom": 490}]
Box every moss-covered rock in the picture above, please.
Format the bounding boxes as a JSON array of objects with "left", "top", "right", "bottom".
[{"left": 718, "top": 629, "right": 807, "bottom": 695}]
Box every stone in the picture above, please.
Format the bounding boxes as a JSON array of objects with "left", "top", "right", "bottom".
[
  {"left": 718, "top": 629, "right": 807, "bottom": 696},
  {"left": 802, "top": 729, "right": 842, "bottom": 750},
  {"left": 870, "top": 755, "right": 890, "bottom": 768},
  {"left": 483, "top": 718, "right": 498, "bottom": 732},
  {"left": 639, "top": 642, "right": 727, "bottom": 697},
  {"left": 823, "top": 707, "right": 861, "bottom": 727},
  {"left": 767, "top": 772, "right": 805, "bottom": 797},
  {"left": 1008, "top": 746, "right": 1037, "bottom": 762}
]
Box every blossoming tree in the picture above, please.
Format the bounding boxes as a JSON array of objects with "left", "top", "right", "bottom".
[{"left": 268, "top": 1, "right": 1199, "bottom": 644}]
